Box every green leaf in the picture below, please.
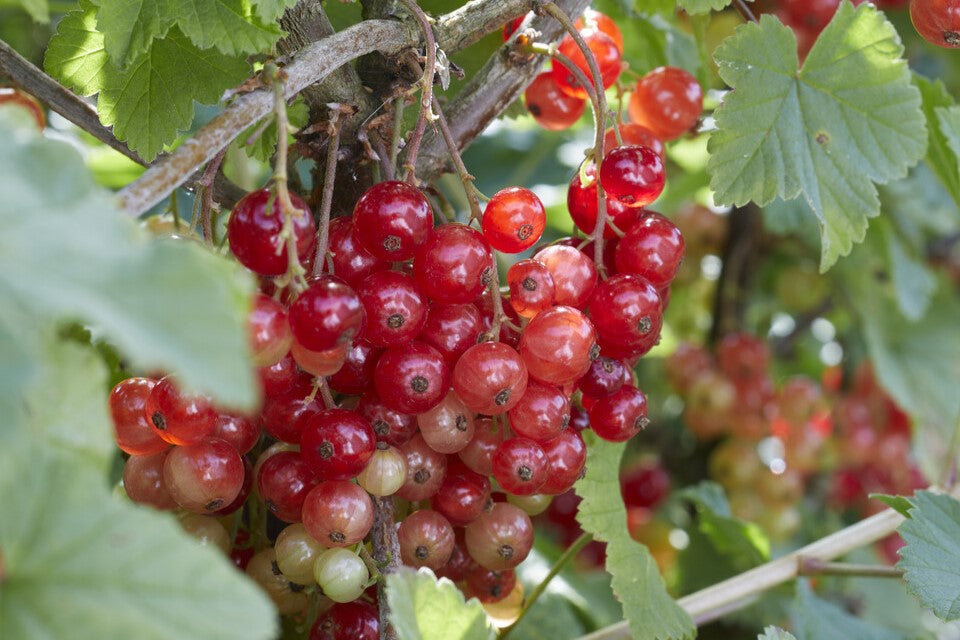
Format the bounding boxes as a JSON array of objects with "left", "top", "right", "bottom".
[
  {"left": 170, "top": 0, "right": 283, "bottom": 56},
  {"left": 870, "top": 493, "right": 915, "bottom": 518},
  {"left": 708, "top": 3, "right": 926, "bottom": 271},
  {"left": 4, "top": 0, "right": 48, "bottom": 21},
  {"left": 678, "top": 0, "right": 742, "bottom": 15},
  {"left": 897, "top": 491, "right": 960, "bottom": 621},
  {"left": 759, "top": 628, "right": 796, "bottom": 640},
  {"left": 678, "top": 481, "right": 770, "bottom": 569},
  {"left": 0, "top": 111, "right": 258, "bottom": 410},
  {"left": 914, "top": 75, "right": 960, "bottom": 208},
  {"left": 385, "top": 567, "right": 495, "bottom": 640},
  {"left": 45, "top": 3, "right": 251, "bottom": 161},
  {"left": 575, "top": 432, "right": 695, "bottom": 640},
  {"left": 250, "top": 0, "right": 298, "bottom": 22},
  {"left": 876, "top": 217, "right": 936, "bottom": 320},
  {"left": 0, "top": 429, "right": 278, "bottom": 640},
  {"left": 239, "top": 97, "right": 308, "bottom": 162},
  {"left": 792, "top": 581, "right": 905, "bottom": 640},
  {"left": 95, "top": 0, "right": 176, "bottom": 66}
]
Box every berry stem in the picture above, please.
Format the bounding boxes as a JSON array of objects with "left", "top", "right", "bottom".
[
  {"left": 389, "top": 95, "right": 406, "bottom": 177},
  {"left": 397, "top": 0, "right": 438, "bottom": 185},
  {"left": 430, "top": 94, "right": 483, "bottom": 222},
  {"left": 732, "top": 0, "right": 758, "bottom": 23},
  {"left": 796, "top": 557, "right": 904, "bottom": 579},
  {"left": 370, "top": 496, "right": 401, "bottom": 640},
  {"left": 198, "top": 148, "right": 227, "bottom": 245},
  {"left": 317, "top": 377, "right": 337, "bottom": 409},
  {"left": 269, "top": 63, "right": 309, "bottom": 293},
  {"left": 535, "top": 1, "right": 611, "bottom": 277},
  {"left": 487, "top": 253, "right": 512, "bottom": 341},
  {"left": 312, "top": 106, "right": 343, "bottom": 277},
  {"left": 501, "top": 532, "right": 593, "bottom": 640}
]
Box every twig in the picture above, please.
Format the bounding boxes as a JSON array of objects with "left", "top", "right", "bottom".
[
  {"left": 313, "top": 107, "right": 342, "bottom": 277},
  {"left": 317, "top": 377, "right": 336, "bottom": 409},
  {"left": 578, "top": 506, "right": 907, "bottom": 639},
  {"left": 708, "top": 205, "right": 762, "bottom": 346},
  {"left": 370, "top": 496, "right": 401, "bottom": 640},
  {"left": 797, "top": 558, "right": 904, "bottom": 579},
  {"left": 500, "top": 532, "right": 593, "bottom": 640},
  {"left": 396, "top": 0, "right": 438, "bottom": 184},
  {"left": 198, "top": 149, "right": 227, "bottom": 244},
  {"left": 389, "top": 95, "right": 405, "bottom": 177},
  {"left": 732, "top": 0, "right": 758, "bottom": 23},
  {"left": 486, "top": 253, "right": 510, "bottom": 342},
  {"left": 430, "top": 94, "right": 482, "bottom": 221}
]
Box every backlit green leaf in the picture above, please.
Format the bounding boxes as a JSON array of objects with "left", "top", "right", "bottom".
[
  {"left": 386, "top": 567, "right": 495, "bottom": 640},
  {"left": 897, "top": 491, "right": 960, "bottom": 621}
]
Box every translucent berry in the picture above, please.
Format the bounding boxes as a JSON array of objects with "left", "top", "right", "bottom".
[
  {"left": 539, "top": 431, "right": 587, "bottom": 495},
  {"left": 600, "top": 145, "right": 665, "bottom": 208},
  {"left": 588, "top": 274, "right": 663, "bottom": 353},
  {"left": 465, "top": 502, "right": 534, "bottom": 570},
  {"left": 492, "top": 437, "right": 549, "bottom": 495},
  {"left": 481, "top": 187, "right": 546, "bottom": 253},
  {"left": 507, "top": 259, "right": 556, "bottom": 319},
  {"left": 413, "top": 223, "right": 492, "bottom": 304},
  {"left": 163, "top": 437, "right": 245, "bottom": 513},
  {"left": 550, "top": 31, "right": 622, "bottom": 100},
  {"left": 519, "top": 306, "right": 598, "bottom": 385},
  {"left": 288, "top": 276, "right": 364, "bottom": 351},
  {"left": 524, "top": 72, "right": 586, "bottom": 130},
  {"left": 532, "top": 244, "right": 598, "bottom": 308},
  {"left": 227, "top": 189, "right": 316, "bottom": 277},
  {"left": 310, "top": 601, "right": 379, "bottom": 640},
  {"left": 356, "top": 270, "right": 427, "bottom": 347},
  {"left": 396, "top": 434, "right": 448, "bottom": 501},
  {"left": 507, "top": 381, "right": 570, "bottom": 443},
  {"left": 432, "top": 460, "right": 491, "bottom": 526},
  {"left": 301, "top": 480, "right": 374, "bottom": 547},
  {"left": 588, "top": 386, "right": 649, "bottom": 442},
  {"left": 911, "top": 0, "right": 960, "bottom": 48},
  {"left": 417, "top": 390, "right": 476, "bottom": 454},
  {"left": 258, "top": 451, "right": 320, "bottom": 522},
  {"left": 417, "top": 302, "right": 485, "bottom": 366},
  {"left": 374, "top": 341, "right": 451, "bottom": 414},
  {"left": 110, "top": 377, "right": 168, "bottom": 456},
  {"left": 145, "top": 376, "right": 217, "bottom": 446},
  {"left": 357, "top": 442, "right": 408, "bottom": 496},
  {"left": 627, "top": 66, "right": 703, "bottom": 141},
  {"left": 398, "top": 509, "right": 455, "bottom": 570},
  {"left": 453, "top": 342, "right": 529, "bottom": 415},
  {"left": 459, "top": 417, "right": 505, "bottom": 476},
  {"left": 327, "top": 215, "right": 388, "bottom": 286},
  {"left": 352, "top": 180, "right": 433, "bottom": 261},
  {"left": 614, "top": 213, "right": 685, "bottom": 288},
  {"left": 300, "top": 408, "right": 376, "bottom": 481}
]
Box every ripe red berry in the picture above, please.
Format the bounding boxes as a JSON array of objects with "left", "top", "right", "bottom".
[
  {"left": 145, "top": 376, "right": 217, "bottom": 446},
  {"left": 627, "top": 66, "right": 703, "bottom": 141},
  {"left": 464, "top": 502, "right": 534, "bottom": 570},
  {"left": 374, "top": 341, "right": 451, "bottom": 414},
  {"left": 567, "top": 164, "right": 641, "bottom": 239},
  {"left": 257, "top": 451, "right": 319, "bottom": 522},
  {"left": 465, "top": 567, "right": 516, "bottom": 603},
  {"left": 532, "top": 244, "right": 598, "bottom": 308},
  {"left": 621, "top": 459, "right": 671, "bottom": 509},
  {"left": 328, "top": 216, "right": 388, "bottom": 286},
  {"left": 603, "top": 123, "right": 664, "bottom": 160},
  {"left": 492, "top": 437, "right": 549, "bottom": 495},
  {"left": 123, "top": 450, "right": 177, "bottom": 509},
  {"left": 110, "top": 377, "right": 168, "bottom": 456},
  {"left": 413, "top": 223, "right": 492, "bottom": 304},
  {"left": 212, "top": 411, "right": 259, "bottom": 456},
  {"left": 716, "top": 332, "right": 771, "bottom": 382},
  {"left": 575, "top": 8, "right": 624, "bottom": 52},
  {"left": 453, "top": 341, "right": 529, "bottom": 415},
  {"left": 417, "top": 390, "right": 476, "bottom": 454},
  {"left": 357, "top": 393, "right": 417, "bottom": 447},
  {"left": 524, "top": 72, "right": 586, "bottom": 130},
  {"left": 301, "top": 480, "right": 374, "bottom": 547},
  {"left": 911, "top": 0, "right": 960, "bottom": 47},
  {"left": 459, "top": 417, "right": 505, "bottom": 476},
  {"left": 328, "top": 341, "right": 382, "bottom": 395},
  {"left": 539, "top": 430, "right": 587, "bottom": 495},
  {"left": 577, "top": 356, "right": 630, "bottom": 399},
  {"left": 261, "top": 380, "right": 321, "bottom": 444},
  {"left": 163, "top": 437, "right": 245, "bottom": 513},
  {"left": 588, "top": 386, "right": 649, "bottom": 442},
  {"left": 600, "top": 145, "right": 666, "bottom": 208},
  {"left": 398, "top": 509, "right": 455, "bottom": 570},
  {"left": 300, "top": 408, "right": 376, "bottom": 480},
  {"left": 356, "top": 270, "right": 427, "bottom": 346},
  {"left": 432, "top": 460, "right": 491, "bottom": 526},
  {"left": 248, "top": 293, "right": 293, "bottom": 367},
  {"left": 508, "top": 381, "right": 570, "bottom": 442},
  {"left": 396, "top": 433, "right": 448, "bottom": 501},
  {"left": 310, "top": 601, "right": 379, "bottom": 640},
  {"left": 417, "top": 302, "right": 485, "bottom": 366},
  {"left": 588, "top": 274, "right": 663, "bottom": 353},
  {"left": 288, "top": 276, "right": 364, "bottom": 351},
  {"left": 257, "top": 353, "right": 303, "bottom": 399},
  {"left": 550, "top": 31, "right": 622, "bottom": 100},
  {"left": 227, "top": 188, "right": 316, "bottom": 276},
  {"left": 352, "top": 180, "right": 433, "bottom": 261},
  {"left": 614, "top": 213, "right": 685, "bottom": 288},
  {"left": 482, "top": 187, "right": 546, "bottom": 253},
  {"left": 519, "top": 306, "right": 598, "bottom": 385},
  {"left": 290, "top": 339, "right": 349, "bottom": 378}
]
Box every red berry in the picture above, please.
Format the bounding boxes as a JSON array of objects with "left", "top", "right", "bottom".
[
  {"left": 453, "top": 341, "right": 529, "bottom": 415},
  {"left": 300, "top": 408, "right": 376, "bottom": 480},
  {"left": 575, "top": 9, "right": 624, "bottom": 52},
  {"left": 614, "top": 213, "right": 685, "bottom": 288},
  {"left": 532, "top": 244, "right": 598, "bottom": 308},
  {"left": 145, "top": 376, "right": 217, "bottom": 446},
  {"left": 603, "top": 124, "right": 664, "bottom": 160},
  {"left": 301, "top": 480, "right": 374, "bottom": 547},
  {"left": 212, "top": 457, "right": 253, "bottom": 516},
  {"left": 627, "top": 66, "right": 703, "bottom": 141},
  {"left": 417, "top": 390, "right": 476, "bottom": 454},
  {"left": 620, "top": 459, "right": 671, "bottom": 509},
  {"left": 524, "top": 72, "right": 586, "bottom": 130},
  {"left": 539, "top": 430, "right": 587, "bottom": 495},
  {"left": 464, "top": 502, "right": 534, "bottom": 570},
  {"left": 482, "top": 187, "right": 546, "bottom": 253},
  {"left": 328, "top": 341, "right": 382, "bottom": 395},
  {"left": 492, "top": 437, "right": 549, "bottom": 495},
  {"left": 290, "top": 339, "right": 349, "bottom": 378},
  {"left": 353, "top": 180, "right": 433, "bottom": 261},
  {"left": 374, "top": 341, "right": 451, "bottom": 414},
  {"left": 288, "top": 276, "right": 364, "bottom": 351},
  {"left": 261, "top": 381, "right": 321, "bottom": 444},
  {"left": 459, "top": 417, "right": 505, "bottom": 476},
  {"left": 550, "top": 32, "right": 622, "bottom": 100},
  {"left": 357, "top": 393, "right": 417, "bottom": 447},
  {"left": 508, "top": 381, "right": 570, "bottom": 442},
  {"left": 465, "top": 567, "right": 516, "bottom": 603},
  {"left": 328, "top": 216, "right": 388, "bottom": 286},
  {"left": 577, "top": 356, "right": 630, "bottom": 399},
  {"left": 432, "top": 461, "right": 491, "bottom": 525},
  {"left": 123, "top": 450, "right": 177, "bottom": 509},
  {"left": 257, "top": 353, "right": 303, "bottom": 399},
  {"left": 212, "top": 411, "right": 259, "bottom": 456},
  {"left": 357, "top": 270, "right": 427, "bottom": 346},
  {"left": 398, "top": 510, "right": 455, "bottom": 570},
  {"left": 566, "top": 164, "right": 641, "bottom": 239},
  {"left": 258, "top": 451, "right": 320, "bottom": 522},
  {"left": 310, "top": 601, "right": 379, "bottom": 640},
  {"left": 413, "top": 223, "right": 492, "bottom": 304},
  {"left": 507, "top": 259, "right": 556, "bottom": 319},
  {"left": 519, "top": 306, "right": 598, "bottom": 385},
  {"left": 249, "top": 293, "right": 292, "bottom": 367},
  {"left": 588, "top": 386, "right": 649, "bottom": 442},
  {"left": 417, "top": 302, "right": 485, "bottom": 366},
  {"left": 163, "top": 437, "right": 245, "bottom": 513},
  {"left": 588, "top": 274, "right": 663, "bottom": 353},
  {"left": 396, "top": 434, "right": 448, "bottom": 501},
  {"left": 911, "top": 0, "right": 960, "bottom": 47},
  {"left": 717, "top": 332, "right": 770, "bottom": 382},
  {"left": 110, "top": 377, "right": 168, "bottom": 456},
  {"left": 600, "top": 145, "right": 666, "bottom": 208},
  {"left": 227, "top": 188, "right": 316, "bottom": 276}
]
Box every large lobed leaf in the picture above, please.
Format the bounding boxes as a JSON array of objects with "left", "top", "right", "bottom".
[
  {"left": 0, "top": 110, "right": 258, "bottom": 410},
  {"left": 386, "top": 567, "right": 495, "bottom": 640},
  {"left": 708, "top": 2, "right": 926, "bottom": 271},
  {"left": 575, "top": 432, "right": 695, "bottom": 640},
  {"left": 897, "top": 491, "right": 960, "bottom": 622},
  {"left": 45, "top": 1, "right": 251, "bottom": 160},
  {"left": 0, "top": 428, "right": 278, "bottom": 640},
  {"left": 915, "top": 75, "right": 960, "bottom": 208},
  {"left": 791, "top": 581, "right": 904, "bottom": 640}
]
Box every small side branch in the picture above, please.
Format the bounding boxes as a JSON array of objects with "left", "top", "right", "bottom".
[
  {"left": 371, "top": 496, "right": 401, "bottom": 640},
  {"left": 396, "top": 0, "right": 438, "bottom": 184}
]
